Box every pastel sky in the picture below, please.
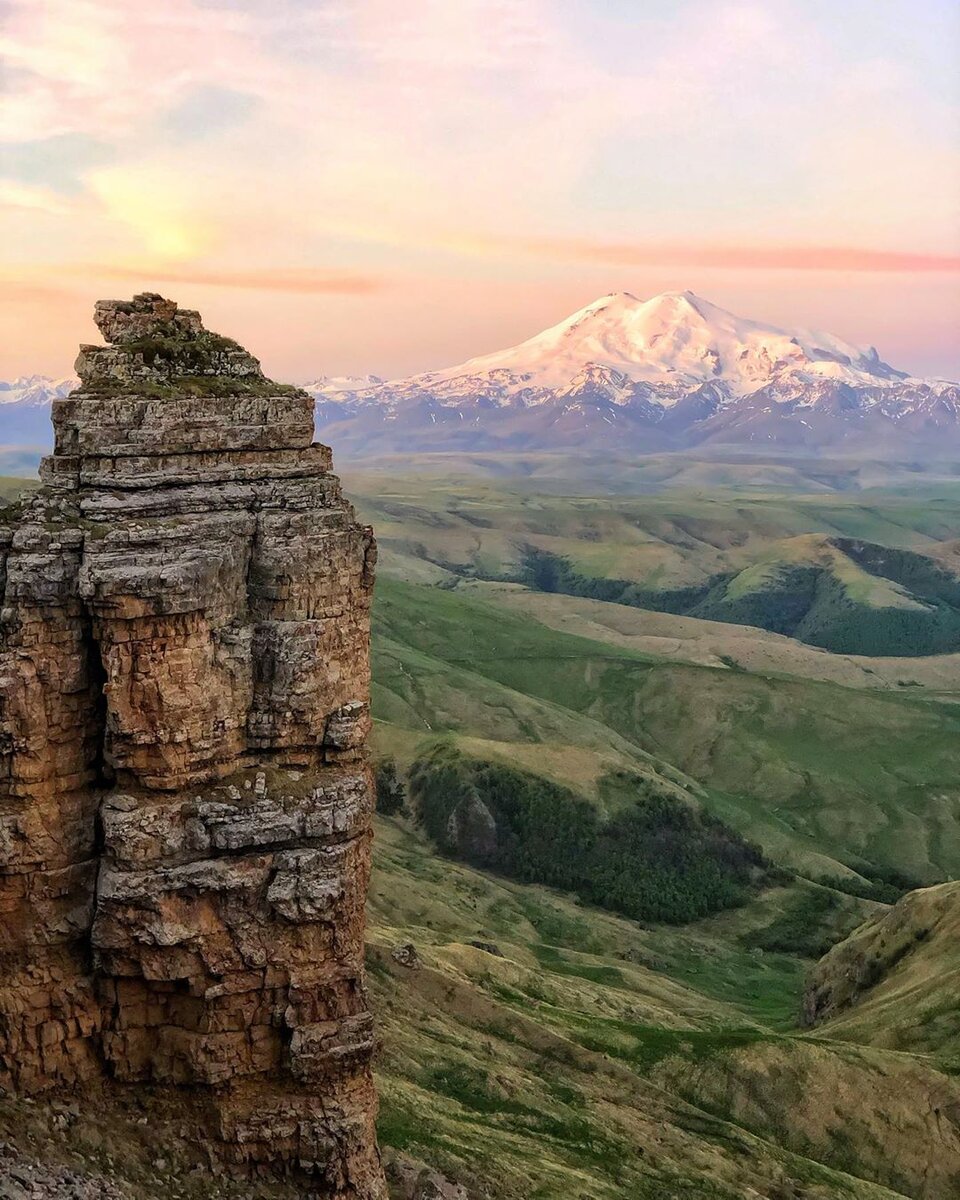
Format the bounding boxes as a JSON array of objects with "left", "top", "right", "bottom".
[{"left": 1, "top": 0, "right": 958, "bottom": 381}]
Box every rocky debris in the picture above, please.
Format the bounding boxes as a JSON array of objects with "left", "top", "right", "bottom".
[
  {"left": 390, "top": 944, "right": 422, "bottom": 971},
  {"left": 445, "top": 792, "right": 496, "bottom": 863},
  {"left": 384, "top": 1155, "right": 468, "bottom": 1200},
  {"left": 0, "top": 1144, "right": 130, "bottom": 1200},
  {"left": 0, "top": 298, "right": 384, "bottom": 1197},
  {"left": 411, "top": 1177, "right": 468, "bottom": 1200},
  {"left": 617, "top": 947, "right": 667, "bottom": 971},
  {"left": 467, "top": 941, "right": 503, "bottom": 958},
  {"left": 372, "top": 760, "right": 405, "bottom": 817}
]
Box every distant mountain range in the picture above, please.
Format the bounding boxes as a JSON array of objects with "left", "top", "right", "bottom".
[
  {"left": 304, "top": 291, "right": 960, "bottom": 456},
  {"left": 3, "top": 292, "right": 958, "bottom": 465},
  {"left": 0, "top": 375, "right": 77, "bottom": 472}
]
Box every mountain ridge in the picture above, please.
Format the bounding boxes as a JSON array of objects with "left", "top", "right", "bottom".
[
  {"left": 397, "top": 289, "right": 909, "bottom": 402},
  {"left": 303, "top": 290, "right": 959, "bottom": 456}
]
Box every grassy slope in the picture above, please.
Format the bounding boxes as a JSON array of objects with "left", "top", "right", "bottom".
[
  {"left": 490, "top": 586, "right": 960, "bottom": 693},
  {"left": 372, "top": 576, "right": 960, "bottom": 882},
  {"left": 0, "top": 474, "right": 38, "bottom": 501},
  {"left": 352, "top": 470, "right": 960, "bottom": 657},
  {"left": 344, "top": 451, "right": 960, "bottom": 497},
  {"left": 348, "top": 472, "right": 960, "bottom": 594},
  {"left": 691, "top": 534, "right": 960, "bottom": 656},
  {"left": 363, "top": 473, "right": 960, "bottom": 1194},
  {"left": 370, "top": 817, "right": 960, "bottom": 1199}
]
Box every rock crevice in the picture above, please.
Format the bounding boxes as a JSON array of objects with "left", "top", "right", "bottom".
[{"left": 0, "top": 295, "right": 384, "bottom": 1197}]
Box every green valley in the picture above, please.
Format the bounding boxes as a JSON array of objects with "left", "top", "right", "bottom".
[
  {"left": 345, "top": 460, "right": 960, "bottom": 1198},
  {"left": 370, "top": 573, "right": 960, "bottom": 884}
]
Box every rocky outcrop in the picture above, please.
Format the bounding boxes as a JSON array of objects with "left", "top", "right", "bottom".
[
  {"left": 0, "top": 295, "right": 385, "bottom": 1196},
  {"left": 802, "top": 881, "right": 960, "bottom": 1053},
  {"left": 445, "top": 790, "right": 497, "bottom": 863},
  {"left": 385, "top": 1154, "right": 469, "bottom": 1200}
]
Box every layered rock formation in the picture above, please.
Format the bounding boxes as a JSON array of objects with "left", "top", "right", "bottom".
[{"left": 0, "top": 294, "right": 384, "bottom": 1196}]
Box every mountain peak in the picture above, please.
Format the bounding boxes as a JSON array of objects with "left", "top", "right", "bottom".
[
  {"left": 647, "top": 288, "right": 699, "bottom": 302},
  {"left": 576, "top": 288, "right": 704, "bottom": 320},
  {"left": 417, "top": 288, "right": 909, "bottom": 404}
]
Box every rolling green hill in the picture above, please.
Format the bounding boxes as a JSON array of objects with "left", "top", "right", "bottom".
[
  {"left": 361, "top": 469, "right": 960, "bottom": 1195},
  {"left": 350, "top": 470, "right": 960, "bottom": 655},
  {"left": 690, "top": 536, "right": 960, "bottom": 656},
  {"left": 492, "top": 534, "right": 960, "bottom": 657},
  {"left": 409, "top": 745, "right": 772, "bottom": 924},
  {"left": 369, "top": 816, "right": 960, "bottom": 1199},
  {"left": 348, "top": 470, "right": 960, "bottom": 593},
  {"left": 372, "top": 575, "right": 960, "bottom": 884}
]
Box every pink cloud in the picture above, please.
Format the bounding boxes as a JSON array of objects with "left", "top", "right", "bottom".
[{"left": 506, "top": 238, "right": 960, "bottom": 274}]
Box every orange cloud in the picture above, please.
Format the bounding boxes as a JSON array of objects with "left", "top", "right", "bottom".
[
  {"left": 0, "top": 279, "right": 80, "bottom": 303},
  {"left": 509, "top": 238, "right": 960, "bottom": 273},
  {"left": 87, "top": 265, "right": 387, "bottom": 295}
]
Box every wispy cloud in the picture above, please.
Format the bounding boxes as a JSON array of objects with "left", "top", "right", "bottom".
[
  {"left": 0, "top": 180, "right": 70, "bottom": 214},
  {"left": 505, "top": 238, "right": 960, "bottom": 274},
  {"left": 93, "top": 264, "right": 386, "bottom": 294},
  {"left": 0, "top": 0, "right": 267, "bottom": 142}
]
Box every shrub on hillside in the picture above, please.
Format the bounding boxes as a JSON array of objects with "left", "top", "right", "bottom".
[{"left": 374, "top": 758, "right": 407, "bottom": 816}]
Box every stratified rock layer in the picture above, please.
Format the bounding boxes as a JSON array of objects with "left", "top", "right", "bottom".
[{"left": 0, "top": 295, "right": 384, "bottom": 1197}]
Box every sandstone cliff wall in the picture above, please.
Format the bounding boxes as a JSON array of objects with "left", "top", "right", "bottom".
[{"left": 0, "top": 294, "right": 385, "bottom": 1197}]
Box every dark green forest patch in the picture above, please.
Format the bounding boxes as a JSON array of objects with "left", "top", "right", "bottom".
[{"left": 408, "top": 745, "right": 771, "bottom": 925}]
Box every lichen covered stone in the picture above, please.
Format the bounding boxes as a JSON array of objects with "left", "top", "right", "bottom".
[{"left": 74, "top": 292, "right": 278, "bottom": 392}]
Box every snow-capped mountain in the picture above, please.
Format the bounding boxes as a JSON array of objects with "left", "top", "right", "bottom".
[
  {"left": 2, "top": 295, "right": 958, "bottom": 467},
  {"left": 0, "top": 375, "right": 79, "bottom": 471},
  {"left": 303, "top": 374, "right": 384, "bottom": 398},
  {"left": 308, "top": 291, "right": 960, "bottom": 456},
  {"left": 395, "top": 290, "right": 904, "bottom": 403},
  {"left": 0, "top": 374, "right": 78, "bottom": 407}
]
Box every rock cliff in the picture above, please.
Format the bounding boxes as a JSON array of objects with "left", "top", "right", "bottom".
[{"left": 0, "top": 294, "right": 385, "bottom": 1197}]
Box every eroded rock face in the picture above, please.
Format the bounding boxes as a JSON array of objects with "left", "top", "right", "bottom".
[
  {"left": 445, "top": 791, "right": 497, "bottom": 864},
  {"left": 0, "top": 295, "right": 384, "bottom": 1197}
]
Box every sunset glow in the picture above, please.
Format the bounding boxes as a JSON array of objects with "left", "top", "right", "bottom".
[{"left": 1, "top": 0, "right": 958, "bottom": 380}]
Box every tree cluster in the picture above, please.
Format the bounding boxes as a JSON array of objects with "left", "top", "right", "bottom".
[{"left": 409, "top": 745, "right": 769, "bottom": 925}]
